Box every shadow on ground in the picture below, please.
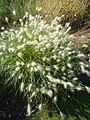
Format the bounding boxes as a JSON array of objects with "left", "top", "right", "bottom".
[{"left": 0, "top": 85, "right": 27, "bottom": 120}]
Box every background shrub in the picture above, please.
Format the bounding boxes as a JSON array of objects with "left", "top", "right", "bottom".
[{"left": 0, "top": 0, "right": 37, "bottom": 27}]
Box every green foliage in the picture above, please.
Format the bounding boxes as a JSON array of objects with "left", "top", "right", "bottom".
[
  {"left": 0, "top": 0, "right": 9, "bottom": 22},
  {"left": 25, "top": 109, "right": 61, "bottom": 120},
  {"left": 24, "top": 90, "right": 90, "bottom": 120},
  {"left": 0, "top": 13, "right": 90, "bottom": 117},
  {"left": 0, "top": 0, "right": 37, "bottom": 26},
  {"left": 0, "top": 1, "right": 90, "bottom": 119}
]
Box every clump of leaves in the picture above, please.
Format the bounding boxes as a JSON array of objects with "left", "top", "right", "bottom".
[{"left": 0, "top": 12, "right": 90, "bottom": 116}]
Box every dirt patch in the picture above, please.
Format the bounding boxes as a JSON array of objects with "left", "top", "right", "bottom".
[{"left": 73, "top": 29, "right": 90, "bottom": 43}]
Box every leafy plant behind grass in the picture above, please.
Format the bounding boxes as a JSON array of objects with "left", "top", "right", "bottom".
[
  {"left": 0, "top": 12, "right": 90, "bottom": 117},
  {"left": 0, "top": 0, "right": 37, "bottom": 27},
  {"left": 0, "top": 0, "right": 10, "bottom": 23}
]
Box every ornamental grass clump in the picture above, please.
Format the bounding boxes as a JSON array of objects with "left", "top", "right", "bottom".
[{"left": 0, "top": 12, "right": 90, "bottom": 116}]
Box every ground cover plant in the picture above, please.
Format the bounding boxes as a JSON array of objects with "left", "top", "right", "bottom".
[{"left": 0, "top": 10, "right": 90, "bottom": 120}]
